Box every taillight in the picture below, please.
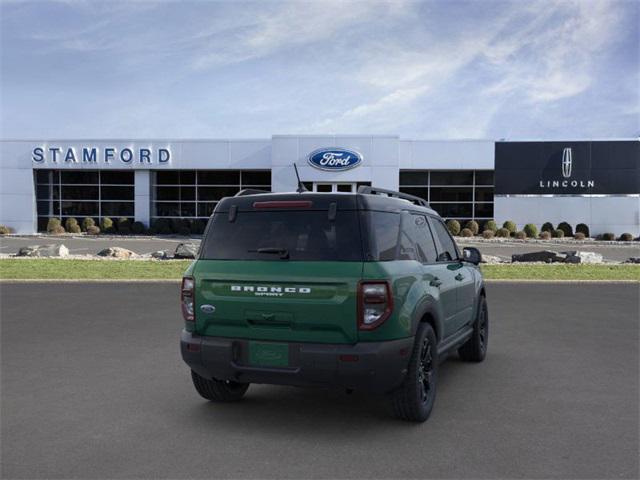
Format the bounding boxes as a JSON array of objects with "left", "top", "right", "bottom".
[
  {"left": 358, "top": 281, "right": 393, "bottom": 330},
  {"left": 181, "top": 276, "right": 195, "bottom": 322}
]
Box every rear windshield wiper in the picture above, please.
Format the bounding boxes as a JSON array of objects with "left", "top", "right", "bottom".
[{"left": 248, "top": 247, "right": 290, "bottom": 260}]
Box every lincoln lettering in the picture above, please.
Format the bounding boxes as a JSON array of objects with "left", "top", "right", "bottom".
[
  {"left": 32, "top": 147, "right": 171, "bottom": 164},
  {"left": 539, "top": 179, "right": 595, "bottom": 188}
]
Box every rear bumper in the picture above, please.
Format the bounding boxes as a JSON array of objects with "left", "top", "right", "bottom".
[{"left": 180, "top": 330, "right": 413, "bottom": 394}]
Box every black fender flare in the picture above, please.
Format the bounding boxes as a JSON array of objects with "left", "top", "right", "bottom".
[{"left": 410, "top": 301, "right": 444, "bottom": 342}]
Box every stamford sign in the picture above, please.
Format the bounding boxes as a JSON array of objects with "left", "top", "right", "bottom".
[
  {"left": 308, "top": 147, "right": 362, "bottom": 171},
  {"left": 32, "top": 146, "right": 171, "bottom": 165}
]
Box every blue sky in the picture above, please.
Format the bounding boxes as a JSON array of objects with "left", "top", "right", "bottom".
[{"left": 1, "top": 0, "right": 638, "bottom": 139}]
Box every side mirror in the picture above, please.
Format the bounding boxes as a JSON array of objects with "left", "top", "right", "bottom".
[{"left": 463, "top": 247, "right": 482, "bottom": 265}]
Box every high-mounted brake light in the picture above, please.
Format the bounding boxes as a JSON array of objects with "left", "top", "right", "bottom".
[
  {"left": 253, "top": 200, "right": 313, "bottom": 209},
  {"left": 181, "top": 276, "right": 195, "bottom": 323},
  {"left": 357, "top": 281, "right": 393, "bottom": 330}
]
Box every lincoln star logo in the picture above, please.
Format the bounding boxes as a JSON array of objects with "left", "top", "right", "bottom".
[
  {"left": 562, "top": 147, "right": 572, "bottom": 178},
  {"left": 308, "top": 147, "right": 362, "bottom": 171},
  {"left": 231, "top": 285, "right": 311, "bottom": 297}
]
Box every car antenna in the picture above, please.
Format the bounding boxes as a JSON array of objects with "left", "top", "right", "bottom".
[{"left": 293, "top": 163, "right": 308, "bottom": 193}]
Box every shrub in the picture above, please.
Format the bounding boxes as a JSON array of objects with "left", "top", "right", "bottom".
[
  {"left": 618, "top": 233, "right": 633, "bottom": 241},
  {"left": 50, "top": 225, "right": 65, "bottom": 235},
  {"left": 86, "top": 225, "right": 101, "bottom": 235},
  {"left": 523, "top": 223, "right": 538, "bottom": 238},
  {"left": 552, "top": 229, "right": 565, "bottom": 238},
  {"left": 446, "top": 219, "right": 461, "bottom": 236},
  {"left": 482, "top": 229, "right": 495, "bottom": 239},
  {"left": 515, "top": 230, "right": 527, "bottom": 240},
  {"left": 65, "top": 217, "right": 78, "bottom": 230},
  {"left": 541, "top": 222, "right": 554, "bottom": 233},
  {"left": 599, "top": 232, "right": 615, "bottom": 241},
  {"left": 81, "top": 217, "right": 96, "bottom": 231},
  {"left": 539, "top": 231, "right": 551, "bottom": 240},
  {"left": 100, "top": 217, "right": 114, "bottom": 233},
  {"left": 116, "top": 217, "right": 131, "bottom": 234},
  {"left": 68, "top": 224, "right": 81, "bottom": 234},
  {"left": 464, "top": 220, "right": 479, "bottom": 235},
  {"left": 575, "top": 223, "right": 590, "bottom": 238},
  {"left": 131, "top": 221, "right": 146, "bottom": 235},
  {"left": 484, "top": 220, "right": 497, "bottom": 232},
  {"left": 190, "top": 219, "right": 206, "bottom": 235},
  {"left": 496, "top": 228, "right": 510, "bottom": 238},
  {"left": 0, "top": 224, "right": 13, "bottom": 234},
  {"left": 502, "top": 220, "right": 517, "bottom": 234},
  {"left": 557, "top": 221, "right": 573, "bottom": 237},
  {"left": 46, "top": 218, "right": 61, "bottom": 233},
  {"left": 460, "top": 228, "right": 474, "bottom": 237},
  {"left": 150, "top": 218, "right": 172, "bottom": 235},
  {"left": 574, "top": 232, "right": 586, "bottom": 240}
]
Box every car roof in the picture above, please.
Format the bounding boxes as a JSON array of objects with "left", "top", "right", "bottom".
[{"left": 215, "top": 191, "right": 440, "bottom": 217}]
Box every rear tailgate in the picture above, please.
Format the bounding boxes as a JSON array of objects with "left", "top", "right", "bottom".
[{"left": 194, "top": 260, "right": 362, "bottom": 344}]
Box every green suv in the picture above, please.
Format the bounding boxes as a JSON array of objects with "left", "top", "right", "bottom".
[{"left": 180, "top": 187, "right": 488, "bottom": 422}]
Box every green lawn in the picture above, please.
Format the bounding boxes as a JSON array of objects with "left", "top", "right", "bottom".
[{"left": 0, "top": 259, "right": 638, "bottom": 281}]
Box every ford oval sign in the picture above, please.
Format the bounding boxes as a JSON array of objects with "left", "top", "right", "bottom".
[{"left": 307, "top": 148, "right": 362, "bottom": 171}]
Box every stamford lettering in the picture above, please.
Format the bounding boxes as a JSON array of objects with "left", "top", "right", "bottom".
[{"left": 32, "top": 146, "right": 171, "bottom": 165}]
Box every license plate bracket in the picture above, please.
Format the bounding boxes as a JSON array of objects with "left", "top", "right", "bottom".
[{"left": 248, "top": 341, "right": 289, "bottom": 368}]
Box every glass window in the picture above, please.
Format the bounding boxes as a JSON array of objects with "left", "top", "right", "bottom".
[
  {"left": 154, "top": 202, "right": 180, "bottom": 217},
  {"left": 400, "top": 171, "right": 428, "bottom": 185},
  {"left": 60, "top": 171, "right": 99, "bottom": 184},
  {"left": 101, "top": 186, "right": 134, "bottom": 200},
  {"left": 101, "top": 202, "right": 134, "bottom": 217},
  {"left": 36, "top": 170, "right": 51, "bottom": 184},
  {"left": 156, "top": 187, "right": 180, "bottom": 201},
  {"left": 431, "top": 203, "right": 473, "bottom": 218},
  {"left": 475, "top": 171, "right": 494, "bottom": 185},
  {"left": 181, "top": 186, "right": 196, "bottom": 201},
  {"left": 399, "top": 187, "right": 428, "bottom": 201},
  {"left": 61, "top": 201, "right": 99, "bottom": 216},
  {"left": 197, "top": 202, "right": 217, "bottom": 217},
  {"left": 366, "top": 211, "right": 400, "bottom": 261},
  {"left": 429, "top": 218, "right": 459, "bottom": 262},
  {"left": 241, "top": 171, "right": 271, "bottom": 185},
  {"left": 180, "top": 171, "right": 196, "bottom": 184},
  {"left": 100, "top": 171, "right": 134, "bottom": 185},
  {"left": 201, "top": 211, "right": 362, "bottom": 261},
  {"left": 198, "top": 186, "right": 238, "bottom": 201},
  {"left": 180, "top": 203, "right": 196, "bottom": 217},
  {"left": 410, "top": 214, "right": 438, "bottom": 263},
  {"left": 430, "top": 171, "right": 473, "bottom": 186},
  {"left": 155, "top": 171, "right": 180, "bottom": 185},
  {"left": 198, "top": 171, "right": 240, "bottom": 185},
  {"left": 37, "top": 201, "right": 50, "bottom": 215},
  {"left": 61, "top": 185, "right": 99, "bottom": 200},
  {"left": 36, "top": 185, "right": 50, "bottom": 199},
  {"left": 429, "top": 187, "right": 472, "bottom": 202},
  {"left": 475, "top": 187, "right": 494, "bottom": 202},
  {"left": 474, "top": 203, "right": 494, "bottom": 218}
]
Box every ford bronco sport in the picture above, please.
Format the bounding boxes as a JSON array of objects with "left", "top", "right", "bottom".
[{"left": 180, "top": 186, "right": 487, "bottom": 422}]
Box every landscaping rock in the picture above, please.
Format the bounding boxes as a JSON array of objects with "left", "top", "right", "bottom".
[
  {"left": 96, "top": 247, "right": 136, "bottom": 258},
  {"left": 561, "top": 251, "right": 604, "bottom": 264},
  {"left": 174, "top": 243, "right": 199, "bottom": 259},
  {"left": 481, "top": 254, "right": 504, "bottom": 264},
  {"left": 17, "top": 244, "right": 69, "bottom": 257},
  {"left": 151, "top": 250, "right": 169, "bottom": 260},
  {"left": 625, "top": 257, "right": 640, "bottom": 264},
  {"left": 511, "top": 250, "right": 566, "bottom": 263}
]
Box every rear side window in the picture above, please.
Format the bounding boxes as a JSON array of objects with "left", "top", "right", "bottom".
[
  {"left": 365, "top": 211, "right": 400, "bottom": 261},
  {"left": 429, "top": 217, "right": 459, "bottom": 261},
  {"left": 409, "top": 214, "right": 438, "bottom": 263},
  {"left": 200, "top": 210, "right": 362, "bottom": 261}
]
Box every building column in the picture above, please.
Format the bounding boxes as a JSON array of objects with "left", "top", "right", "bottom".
[{"left": 134, "top": 170, "right": 151, "bottom": 227}]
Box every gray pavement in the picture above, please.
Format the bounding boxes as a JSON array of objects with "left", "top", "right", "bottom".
[
  {"left": 1, "top": 282, "right": 638, "bottom": 479},
  {"left": 1, "top": 235, "right": 639, "bottom": 261}
]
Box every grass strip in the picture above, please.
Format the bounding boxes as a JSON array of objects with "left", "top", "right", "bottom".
[{"left": 0, "top": 259, "right": 638, "bottom": 281}]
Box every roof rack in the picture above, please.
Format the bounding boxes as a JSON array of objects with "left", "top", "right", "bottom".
[
  {"left": 357, "top": 186, "right": 430, "bottom": 208},
  {"left": 234, "top": 188, "right": 270, "bottom": 197}
]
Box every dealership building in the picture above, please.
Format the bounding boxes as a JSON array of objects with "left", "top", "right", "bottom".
[{"left": 0, "top": 136, "right": 638, "bottom": 235}]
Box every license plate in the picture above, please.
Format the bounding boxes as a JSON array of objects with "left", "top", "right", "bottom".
[{"left": 248, "top": 342, "right": 289, "bottom": 367}]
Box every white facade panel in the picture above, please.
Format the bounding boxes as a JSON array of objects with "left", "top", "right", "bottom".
[
  {"left": 403, "top": 140, "right": 494, "bottom": 170},
  {"left": 134, "top": 170, "right": 151, "bottom": 226}
]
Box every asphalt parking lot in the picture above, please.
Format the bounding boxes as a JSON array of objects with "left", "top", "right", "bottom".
[
  {"left": 1, "top": 282, "right": 638, "bottom": 479},
  {"left": 1, "top": 235, "right": 638, "bottom": 261}
]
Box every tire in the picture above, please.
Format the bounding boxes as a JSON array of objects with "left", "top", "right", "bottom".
[
  {"left": 458, "top": 295, "right": 488, "bottom": 362},
  {"left": 389, "top": 323, "right": 438, "bottom": 422},
  {"left": 190, "top": 370, "right": 249, "bottom": 402}
]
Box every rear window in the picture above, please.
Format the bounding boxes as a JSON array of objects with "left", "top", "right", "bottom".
[{"left": 200, "top": 210, "right": 363, "bottom": 261}]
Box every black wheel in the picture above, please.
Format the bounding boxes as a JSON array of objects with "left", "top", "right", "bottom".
[
  {"left": 190, "top": 370, "right": 249, "bottom": 402},
  {"left": 389, "top": 323, "right": 438, "bottom": 422},
  {"left": 458, "top": 295, "right": 488, "bottom": 362}
]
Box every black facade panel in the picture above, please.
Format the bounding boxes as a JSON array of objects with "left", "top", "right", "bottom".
[{"left": 495, "top": 140, "right": 640, "bottom": 195}]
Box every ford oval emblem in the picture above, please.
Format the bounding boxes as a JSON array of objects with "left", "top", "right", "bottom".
[{"left": 307, "top": 147, "right": 362, "bottom": 171}]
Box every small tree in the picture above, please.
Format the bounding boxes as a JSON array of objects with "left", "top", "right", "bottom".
[
  {"left": 446, "top": 219, "right": 461, "bottom": 236},
  {"left": 101, "top": 217, "right": 114, "bottom": 233},
  {"left": 541, "top": 222, "right": 554, "bottom": 233},
  {"left": 464, "top": 220, "right": 479, "bottom": 235},
  {"left": 575, "top": 223, "right": 590, "bottom": 238},
  {"left": 523, "top": 223, "right": 538, "bottom": 238},
  {"left": 502, "top": 220, "right": 517, "bottom": 234},
  {"left": 557, "top": 221, "right": 573, "bottom": 237}
]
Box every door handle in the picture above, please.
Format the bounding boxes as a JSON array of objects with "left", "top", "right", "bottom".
[
  {"left": 429, "top": 277, "right": 442, "bottom": 287},
  {"left": 455, "top": 273, "right": 465, "bottom": 281}
]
